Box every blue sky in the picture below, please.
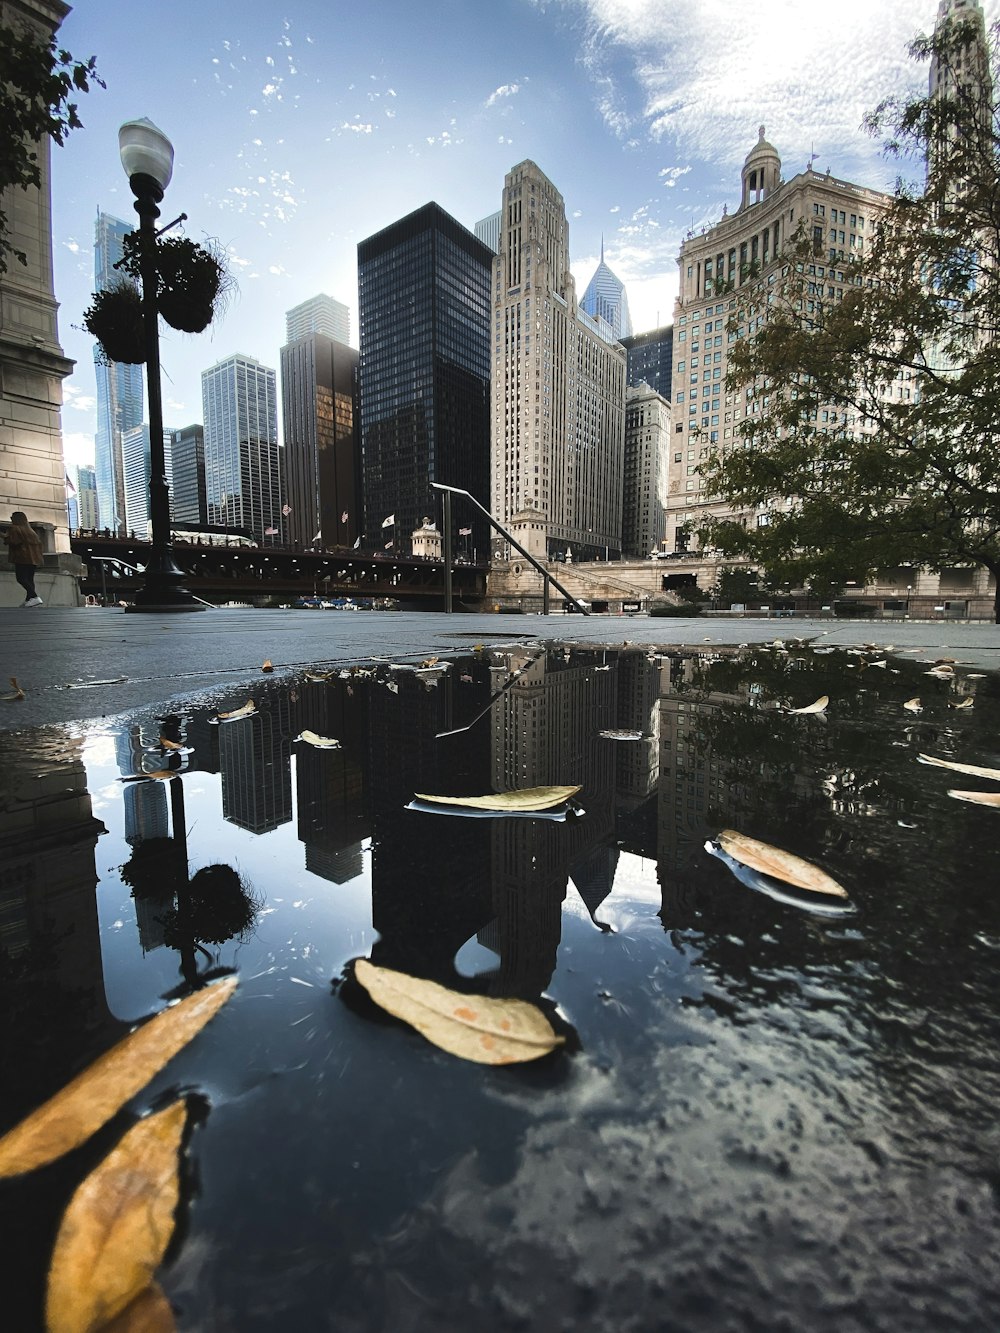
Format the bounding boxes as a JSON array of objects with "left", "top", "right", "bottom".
[{"left": 53, "top": 0, "right": 986, "bottom": 466}]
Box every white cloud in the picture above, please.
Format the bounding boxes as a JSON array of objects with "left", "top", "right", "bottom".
[
  {"left": 485, "top": 82, "right": 521, "bottom": 107},
  {"left": 341, "top": 121, "right": 373, "bottom": 134},
  {"left": 62, "top": 430, "right": 96, "bottom": 467},
  {"left": 63, "top": 384, "right": 96, "bottom": 413},
  {"left": 535, "top": 0, "right": 948, "bottom": 176}
]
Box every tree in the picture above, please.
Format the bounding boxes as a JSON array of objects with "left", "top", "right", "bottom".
[
  {"left": 0, "top": 13, "right": 102, "bottom": 273},
  {"left": 698, "top": 14, "right": 1000, "bottom": 621}
]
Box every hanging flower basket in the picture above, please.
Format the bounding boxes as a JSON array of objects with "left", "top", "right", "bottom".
[
  {"left": 81, "top": 280, "right": 146, "bottom": 365},
  {"left": 121, "top": 232, "right": 232, "bottom": 335}
]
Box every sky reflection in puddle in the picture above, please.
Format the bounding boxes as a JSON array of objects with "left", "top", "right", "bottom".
[{"left": 2, "top": 642, "right": 1000, "bottom": 1331}]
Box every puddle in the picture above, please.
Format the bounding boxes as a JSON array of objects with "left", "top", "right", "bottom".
[{"left": 2, "top": 643, "right": 999, "bottom": 1330}]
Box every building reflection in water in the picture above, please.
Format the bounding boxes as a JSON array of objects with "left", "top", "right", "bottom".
[{"left": 293, "top": 675, "right": 370, "bottom": 884}]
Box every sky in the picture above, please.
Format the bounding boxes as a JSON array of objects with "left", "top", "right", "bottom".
[{"left": 51, "top": 0, "right": 995, "bottom": 468}]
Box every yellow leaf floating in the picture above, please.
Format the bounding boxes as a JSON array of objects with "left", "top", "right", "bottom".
[
  {"left": 903, "top": 698, "right": 923, "bottom": 712},
  {"left": 158, "top": 736, "right": 184, "bottom": 751},
  {"left": 215, "top": 700, "right": 255, "bottom": 721},
  {"left": 297, "top": 729, "right": 342, "bottom": 749},
  {"left": 948, "top": 789, "right": 1000, "bottom": 808},
  {"left": 919, "top": 753, "right": 1000, "bottom": 781},
  {"left": 716, "top": 829, "right": 848, "bottom": 899},
  {"left": 413, "top": 785, "right": 581, "bottom": 813},
  {"left": 0, "top": 977, "right": 237, "bottom": 1178},
  {"left": 2, "top": 676, "right": 25, "bottom": 702},
  {"left": 354, "top": 960, "right": 564, "bottom": 1065},
  {"left": 45, "top": 1101, "right": 185, "bottom": 1333},
  {"left": 261, "top": 660, "right": 274, "bottom": 673},
  {"left": 787, "top": 695, "right": 829, "bottom": 715},
  {"left": 949, "top": 698, "right": 974, "bottom": 710}
]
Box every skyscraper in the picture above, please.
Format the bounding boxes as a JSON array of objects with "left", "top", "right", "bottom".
[
  {"left": 121, "top": 423, "right": 174, "bottom": 537},
  {"left": 621, "top": 325, "right": 674, "bottom": 401},
  {"left": 492, "top": 161, "right": 626, "bottom": 561},
  {"left": 623, "top": 383, "right": 670, "bottom": 558},
  {"left": 580, "top": 240, "right": 633, "bottom": 340},
  {"left": 474, "top": 210, "right": 502, "bottom": 253},
  {"left": 280, "top": 332, "right": 359, "bottom": 548},
  {"left": 170, "top": 425, "right": 207, "bottom": 529},
  {"left": 285, "top": 294, "right": 350, "bottom": 346},
  {"left": 93, "top": 212, "right": 144, "bottom": 534},
  {"left": 201, "top": 354, "right": 283, "bottom": 545},
  {"left": 358, "top": 203, "right": 492, "bottom": 553},
  {"left": 75, "top": 465, "right": 98, "bottom": 529}
]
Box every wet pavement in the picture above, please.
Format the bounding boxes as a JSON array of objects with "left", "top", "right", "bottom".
[{"left": 2, "top": 625, "right": 1000, "bottom": 1331}]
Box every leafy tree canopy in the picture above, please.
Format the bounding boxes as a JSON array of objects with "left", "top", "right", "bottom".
[
  {"left": 0, "top": 14, "right": 103, "bottom": 273},
  {"left": 698, "top": 15, "right": 1000, "bottom": 619}
]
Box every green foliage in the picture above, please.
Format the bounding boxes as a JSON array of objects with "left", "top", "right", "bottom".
[
  {"left": 0, "top": 17, "right": 103, "bottom": 273},
  {"left": 698, "top": 15, "right": 1000, "bottom": 621}
]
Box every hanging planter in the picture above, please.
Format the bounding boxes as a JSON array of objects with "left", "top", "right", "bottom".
[
  {"left": 121, "top": 231, "right": 232, "bottom": 335},
  {"left": 81, "top": 280, "right": 146, "bottom": 365}
]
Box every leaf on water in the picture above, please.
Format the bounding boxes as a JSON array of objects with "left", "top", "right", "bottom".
[
  {"left": 304, "top": 671, "right": 331, "bottom": 682},
  {"left": 100, "top": 1283, "right": 174, "bottom": 1333},
  {"left": 923, "top": 668, "right": 954, "bottom": 679},
  {"left": 947, "top": 789, "right": 1000, "bottom": 808},
  {"left": 297, "top": 729, "right": 342, "bottom": 749},
  {"left": 386, "top": 681, "right": 399, "bottom": 694},
  {"left": 212, "top": 700, "right": 255, "bottom": 722},
  {"left": 967, "top": 673, "right": 987, "bottom": 679},
  {"left": 706, "top": 841, "right": 855, "bottom": 918},
  {"left": 45, "top": 1101, "right": 185, "bottom": 1333},
  {"left": 869, "top": 660, "right": 888, "bottom": 669},
  {"left": 949, "top": 698, "right": 974, "bottom": 710},
  {"left": 0, "top": 977, "right": 237, "bottom": 1178},
  {"left": 158, "top": 737, "right": 184, "bottom": 751},
  {"left": 903, "top": 698, "right": 923, "bottom": 712},
  {"left": 119, "top": 770, "right": 177, "bottom": 783},
  {"left": 787, "top": 695, "right": 829, "bottom": 715},
  {"left": 261, "top": 660, "right": 274, "bottom": 673},
  {"left": 716, "top": 829, "right": 848, "bottom": 898},
  {"left": 354, "top": 960, "right": 564, "bottom": 1065},
  {"left": 421, "top": 656, "right": 439, "bottom": 668},
  {"left": 2, "top": 676, "right": 25, "bottom": 702},
  {"left": 413, "top": 785, "right": 582, "bottom": 813},
  {"left": 918, "top": 753, "right": 1000, "bottom": 781}
]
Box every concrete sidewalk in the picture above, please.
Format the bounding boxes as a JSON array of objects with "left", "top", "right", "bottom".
[{"left": 2, "top": 605, "right": 998, "bottom": 730}]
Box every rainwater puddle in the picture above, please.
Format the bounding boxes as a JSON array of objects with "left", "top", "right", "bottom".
[{"left": 2, "top": 642, "right": 999, "bottom": 1331}]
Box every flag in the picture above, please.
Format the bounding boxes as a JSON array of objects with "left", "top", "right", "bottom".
[
  {"left": 384, "top": 541, "right": 393, "bottom": 550},
  {"left": 341, "top": 511, "right": 348, "bottom": 524},
  {"left": 381, "top": 514, "right": 395, "bottom": 528},
  {"left": 282, "top": 504, "right": 292, "bottom": 516},
  {"left": 353, "top": 536, "right": 361, "bottom": 548},
  {"left": 459, "top": 526, "right": 472, "bottom": 536},
  {"left": 265, "top": 527, "right": 278, "bottom": 535},
  {"left": 65, "top": 472, "right": 76, "bottom": 496}
]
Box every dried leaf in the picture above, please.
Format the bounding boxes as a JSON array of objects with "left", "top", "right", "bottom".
[
  {"left": 261, "top": 660, "right": 274, "bottom": 673},
  {"left": 903, "top": 698, "right": 923, "bottom": 712},
  {"left": 706, "top": 841, "right": 855, "bottom": 917},
  {"left": 46, "top": 1102, "right": 185, "bottom": 1333},
  {"left": 413, "top": 785, "right": 581, "bottom": 812},
  {"left": 101, "top": 1284, "right": 174, "bottom": 1333},
  {"left": 716, "top": 829, "right": 848, "bottom": 898},
  {"left": 304, "top": 671, "right": 332, "bottom": 682},
  {"left": 386, "top": 681, "right": 399, "bottom": 694},
  {"left": 787, "top": 695, "right": 829, "bottom": 715},
  {"left": 421, "top": 656, "right": 439, "bottom": 668},
  {"left": 949, "top": 698, "right": 974, "bottom": 710},
  {"left": 212, "top": 700, "right": 255, "bottom": 722},
  {"left": 948, "top": 789, "right": 1000, "bottom": 808},
  {"left": 119, "top": 771, "right": 177, "bottom": 783},
  {"left": 2, "top": 675, "right": 25, "bottom": 702},
  {"left": 918, "top": 753, "right": 1000, "bottom": 781},
  {"left": 158, "top": 737, "right": 184, "bottom": 751},
  {"left": 354, "top": 960, "right": 564, "bottom": 1065},
  {"left": 0, "top": 977, "right": 237, "bottom": 1178},
  {"left": 296, "top": 729, "right": 341, "bottom": 749}
]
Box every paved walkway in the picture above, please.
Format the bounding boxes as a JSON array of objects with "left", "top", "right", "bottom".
[{"left": 2, "top": 605, "right": 998, "bottom": 730}]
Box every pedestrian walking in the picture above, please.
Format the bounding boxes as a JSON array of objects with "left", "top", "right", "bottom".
[{"left": 4, "top": 511, "right": 44, "bottom": 606}]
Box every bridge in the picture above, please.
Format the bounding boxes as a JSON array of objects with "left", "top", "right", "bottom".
[{"left": 70, "top": 534, "right": 489, "bottom": 608}]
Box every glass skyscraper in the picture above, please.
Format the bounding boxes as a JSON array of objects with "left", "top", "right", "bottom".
[
  {"left": 580, "top": 241, "right": 633, "bottom": 341},
  {"left": 357, "top": 203, "right": 492, "bottom": 554},
  {"left": 201, "top": 354, "right": 283, "bottom": 544},
  {"left": 621, "top": 325, "right": 674, "bottom": 401},
  {"left": 93, "top": 212, "right": 144, "bottom": 533}
]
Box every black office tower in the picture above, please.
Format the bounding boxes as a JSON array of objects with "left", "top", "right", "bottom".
[
  {"left": 621, "top": 325, "right": 674, "bottom": 401},
  {"left": 280, "top": 336, "right": 360, "bottom": 549},
  {"left": 358, "top": 203, "right": 491, "bottom": 556}
]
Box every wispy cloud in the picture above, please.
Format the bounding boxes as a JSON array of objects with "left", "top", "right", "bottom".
[{"left": 485, "top": 81, "right": 522, "bottom": 107}]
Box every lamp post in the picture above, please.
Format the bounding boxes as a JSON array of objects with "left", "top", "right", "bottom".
[{"left": 119, "top": 118, "right": 201, "bottom": 612}]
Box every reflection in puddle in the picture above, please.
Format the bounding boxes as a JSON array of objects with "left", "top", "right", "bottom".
[{"left": 2, "top": 643, "right": 1000, "bottom": 1330}]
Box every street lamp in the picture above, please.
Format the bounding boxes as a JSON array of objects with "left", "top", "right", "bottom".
[{"left": 119, "top": 118, "right": 201, "bottom": 612}]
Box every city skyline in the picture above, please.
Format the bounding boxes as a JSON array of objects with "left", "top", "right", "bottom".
[{"left": 51, "top": 0, "right": 975, "bottom": 468}]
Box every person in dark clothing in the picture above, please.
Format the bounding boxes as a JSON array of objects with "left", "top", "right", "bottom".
[{"left": 4, "top": 512, "right": 44, "bottom": 606}]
